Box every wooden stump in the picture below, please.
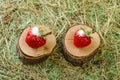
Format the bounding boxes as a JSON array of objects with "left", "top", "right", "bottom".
[
  {"left": 17, "top": 25, "right": 56, "bottom": 64},
  {"left": 63, "top": 25, "right": 101, "bottom": 65}
]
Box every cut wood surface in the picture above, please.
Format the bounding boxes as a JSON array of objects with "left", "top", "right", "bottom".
[
  {"left": 18, "top": 25, "right": 56, "bottom": 60},
  {"left": 63, "top": 25, "right": 101, "bottom": 64}
]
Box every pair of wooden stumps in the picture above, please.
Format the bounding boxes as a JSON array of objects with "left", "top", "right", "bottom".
[{"left": 17, "top": 25, "right": 101, "bottom": 65}]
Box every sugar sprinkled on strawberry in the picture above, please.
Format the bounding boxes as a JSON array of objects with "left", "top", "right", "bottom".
[
  {"left": 77, "top": 30, "right": 85, "bottom": 36},
  {"left": 31, "top": 26, "right": 40, "bottom": 36},
  {"left": 25, "top": 26, "right": 46, "bottom": 48},
  {"left": 74, "top": 29, "right": 91, "bottom": 48}
]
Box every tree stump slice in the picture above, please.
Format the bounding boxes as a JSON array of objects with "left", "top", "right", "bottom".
[
  {"left": 17, "top": 25, "right": 56, "bottom": 64},
  {"left": 63, "top": 25, "right": 101, "bottom": 65}
]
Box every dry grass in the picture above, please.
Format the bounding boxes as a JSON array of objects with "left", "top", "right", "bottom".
[{"left": 0, "top": 0, "right": 120, "bottom": 80}]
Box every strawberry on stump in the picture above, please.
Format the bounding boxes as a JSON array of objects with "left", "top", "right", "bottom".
[
  {"left": 74, "top": 29, "right": 91, "bottom": 48},
  {"left": 63, "top": 25, "right": 101, "bottom": 65},
  {"left": 17, "top": 25, "right": 56, "bottom": 64},
  {"left": 25, "top": 26, "right": 46, "bottom": 48}
]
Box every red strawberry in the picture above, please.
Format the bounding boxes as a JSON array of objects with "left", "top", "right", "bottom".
[
  {"left": 25, "top": 26, "right": 46, "bottom": 48},
  {"left": 74, "top": 29, "right": 91, "bottom": 48}
]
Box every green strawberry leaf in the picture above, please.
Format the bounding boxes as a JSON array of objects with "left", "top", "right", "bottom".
[
  {"left": 86, "top": 31, "right": 91, "bottom": 36},
  {"left": 37, "top": 27, "right": 43, "bottom": 37},
  {"left": 80, "top": 28, "right": 85, "bottom": 32}
]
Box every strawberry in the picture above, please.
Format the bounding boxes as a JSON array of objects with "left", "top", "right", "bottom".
[
  {"left": 73, "top": 29, "right": 91, "bottom": 48},
  {"left": 25, "top": 26, "right": 46, "bottom": 48}
]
